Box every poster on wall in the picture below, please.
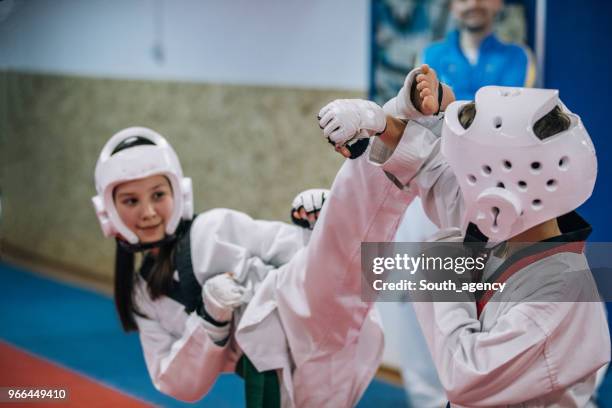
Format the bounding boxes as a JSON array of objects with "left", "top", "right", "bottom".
[{"left": 370, "top": 0, "right": 531, "bottom": 105}]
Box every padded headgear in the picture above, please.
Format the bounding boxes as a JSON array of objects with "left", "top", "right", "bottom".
[
  {"left": 92, "top": 127, "right": 193, "bottom": 244},
  {"left": 442, "top": 86, "right": 597, "bottom": 242}
]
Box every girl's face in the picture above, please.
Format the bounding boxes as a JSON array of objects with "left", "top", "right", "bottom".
[{"left": 114, "top": 175, "right": 174, "bottom": 243}]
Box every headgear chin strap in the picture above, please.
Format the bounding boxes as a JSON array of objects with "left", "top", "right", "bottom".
[
  {"left": 442, "top": 86, "right": 597, "bottom": 242},
  {"left": 92, "top": 127, "right": 194, "bottom": 244}
]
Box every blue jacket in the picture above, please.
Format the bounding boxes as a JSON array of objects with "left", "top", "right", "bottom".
[{"left": 422, "top": 30, "right": 535, "bottom": 101}]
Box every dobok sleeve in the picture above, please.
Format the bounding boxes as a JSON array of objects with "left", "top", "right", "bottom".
[
  {"left": 368, "top": 119, "right": 464, "bottom": 231},
  {"left": 192, "top": 208, "right": 307, "bottom": 269},
  {"left": 410, "top": 276, "right": 609, "bottom": 406},
  {"left": 134, "top": 291, "right": 232, "bottom": 402}
]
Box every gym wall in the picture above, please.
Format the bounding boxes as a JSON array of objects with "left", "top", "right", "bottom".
[{"left": 0, "top": 0, "right": 368, "bottom": 281}]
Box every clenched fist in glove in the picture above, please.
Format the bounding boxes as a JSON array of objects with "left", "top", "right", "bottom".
[
  {"left": 318, "top": 99, "right": 387, "bottom": 146},
  {"left": 202, "top": 273, "right": 246, "bottom": 325},
  {"left": 290, "top": 188, "right": 330, "bottom": 229}
]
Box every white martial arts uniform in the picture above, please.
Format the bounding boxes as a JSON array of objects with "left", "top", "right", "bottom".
[
  {"left": 367, "top": 111, "right": 611, "bottom": 407},
  {"left": 133, "top": 148, "right": 414, "bottom": 406},
  {"left": 383, "top": 78, "right": 447, "bottom": 407},
  {"left": 133, "top": 208, "right": 308, "bottom": 402},
  {"left": 387, "top": 199, "right": 446, "bottom": 408}
]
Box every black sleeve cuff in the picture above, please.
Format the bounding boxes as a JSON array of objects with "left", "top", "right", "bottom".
[{"left": 196, "top": 303, "right": 230, "bottom": 327}]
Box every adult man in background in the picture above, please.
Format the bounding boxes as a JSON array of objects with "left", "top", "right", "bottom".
[{"left": 422, "top": 0, "right": 535, "bottom": 100}]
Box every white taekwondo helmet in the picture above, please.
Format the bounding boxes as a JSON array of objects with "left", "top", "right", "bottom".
[
  {"left": 442, "top": 86, "right": 597, "bottom": 242},
  {"left": 92, "top": 127, "right": 193, "bottom": 244}
]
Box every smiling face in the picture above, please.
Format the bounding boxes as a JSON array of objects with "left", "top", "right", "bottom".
[
  {"left": 451, "top": 0, "right": 502, "bottom": 33},
  {"left": 113, "top": 175, "right": 174, "bottom": 243}
]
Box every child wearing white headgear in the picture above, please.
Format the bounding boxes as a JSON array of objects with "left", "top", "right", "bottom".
[
  {"left": 318, "top": 65, "right": 610, "bottom": 407},
  {"left": 92, "top": 126, "right": 416, "bottom": 407},
  {"left": 93, "top": 128, "right": 334, "bottom": 405}
]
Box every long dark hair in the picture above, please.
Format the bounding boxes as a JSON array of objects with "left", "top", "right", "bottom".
[
  {"left": 114, "top": 240, "right": 176, "bottom": 332},
  {"left": 110, "top": 135, "right": 178, "bottom": 332},
  {"left": 114, "top": 241, "right": 138, "bottom": 332}
]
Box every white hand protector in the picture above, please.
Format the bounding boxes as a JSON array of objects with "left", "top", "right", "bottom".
[
  {"left": 318, "top": 99, "right": 386, "bottom": 145},
  {"left": 292, "top": 188, "right": 329, "bottom": 214},
  {"left": 291, "top": 188, "right": 330, "bottom": 229},
  {"left": 202, "top": 273, "right": 246, "bottom": 323}
]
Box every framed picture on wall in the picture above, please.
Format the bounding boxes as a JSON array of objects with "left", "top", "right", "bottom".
[{"left": 370, "top": 0, "right": 536, "bottom": 104}]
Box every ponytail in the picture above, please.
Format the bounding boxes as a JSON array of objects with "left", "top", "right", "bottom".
[
  {"left": 114, "top": 241, "right": 140, "bottom": 332},
  {"left": 114, "top": 240, "right": 176, "bottom": 332},
  {"left": 147, "top": 242, "right": 175, "bottom": 299}
]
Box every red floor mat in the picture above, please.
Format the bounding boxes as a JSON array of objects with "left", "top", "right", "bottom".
[{"left": 0, "top": 340, "right": 152, "bottom": 407}]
